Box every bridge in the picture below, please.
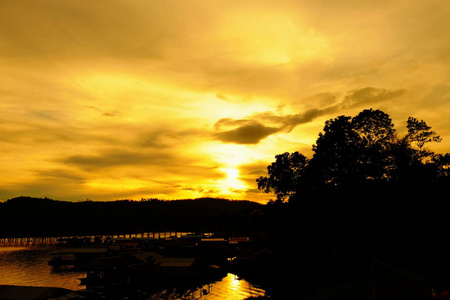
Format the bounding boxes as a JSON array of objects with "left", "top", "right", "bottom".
[{"left": 0, "top": 231, "right": 213, "bottom": 245}]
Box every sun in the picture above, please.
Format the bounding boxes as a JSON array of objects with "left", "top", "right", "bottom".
[
  {"left": 218, "top": 167, "right": 247, "bottom": 194},
  {"left": 224, "top": 168, "right": 239, "bottom": 179}
]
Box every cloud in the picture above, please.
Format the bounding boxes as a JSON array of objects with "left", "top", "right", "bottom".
[
  {"left": 213, "top": 107, "right": 335, "bottom": 144},
  {"left": 212, "top": 87, "right": 407, "bottom": 144},
  {"left": 59, "top": 149, "right": 175, "bottom": 171},
  {"left": 212, "top": 107, "right": 333, "bottom": 144},
  {"left": 214, "top": 121, "right": 280, "bottom": 144},
  {"left": 342, "top": 87, "right": 407, "bottom": 108},
  {"left": 229, "top": 188, "right": 244, "bottom": 194},
  {"left": 136, "top": 127, "right": 208, "bottom": 149},
  {"left": 180, "top": 186, "right": 222, "bottom": 195},
  {"left": 34, "top": 168, "right": 86, "bottom": 182},
  {"left": 26, "top": 110, "right": 63, "bottom": 122},
  {"left": 0, "top": 1, "right": 174, "bottom": 61},
  {"left": 103, "top": 111, "right": 121, "bottom": 117}
]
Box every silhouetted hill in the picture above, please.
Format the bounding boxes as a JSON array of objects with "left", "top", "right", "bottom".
[{"left": 0, "top": 197, "right": 263, "bottom": 238}]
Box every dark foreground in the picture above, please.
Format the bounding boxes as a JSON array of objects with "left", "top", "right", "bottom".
[{"left": 2, "top": 196, "right": 450, "bottom": 299}]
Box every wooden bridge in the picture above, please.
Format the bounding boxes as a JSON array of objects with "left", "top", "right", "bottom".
[{"left": 0, "top": 231, "right": 214, "bottom": 245}]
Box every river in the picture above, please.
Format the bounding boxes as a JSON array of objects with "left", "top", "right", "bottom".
[{"left": 0, "top": 244, "right": 266, "bottom": 299}]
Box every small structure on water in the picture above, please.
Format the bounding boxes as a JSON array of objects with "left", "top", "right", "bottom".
[{"left": 48, "top": 248, "right": 109, "bottom": 271}]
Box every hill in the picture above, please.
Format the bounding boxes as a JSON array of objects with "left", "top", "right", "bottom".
[{"left": 0, "top": 197, "right": 263, "bottom": 238}]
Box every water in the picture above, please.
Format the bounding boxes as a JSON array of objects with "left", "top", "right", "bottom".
[
  {"left": 0, "top": 244, "right": 85, "bottom": 291},
  {"left": 0, "top": 244, "right": 266, "bottom": 299}
]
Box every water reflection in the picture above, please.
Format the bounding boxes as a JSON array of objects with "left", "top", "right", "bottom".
[
  {"left": 0, "top": 245, "right": 266, "bottom": 299},
  {"left": 205, "top": 273, "right": 266, "bottom": 300},
  {"left": 0, "top": 245, "right": 85, "bottom": 291},
  {"left": 0, "top": 246, "right": 27, "bottom": 252}
]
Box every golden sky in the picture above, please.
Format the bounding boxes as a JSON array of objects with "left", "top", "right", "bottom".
[{"left": 1, "top": 0, "right": 450, "bottom": 203}]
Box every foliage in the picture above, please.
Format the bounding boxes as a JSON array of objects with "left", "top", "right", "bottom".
[
  {"left": 256, "top": 152, "right": 308, "bottom": 201},
  {"left": 406, "top": 117, "right": 442, "bottom": 149},
  {"left": 257, "top": 108, "right": 449, "bottom": 202}
]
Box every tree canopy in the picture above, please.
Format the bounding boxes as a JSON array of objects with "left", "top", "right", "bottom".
[{"left": 257, "top": 109, "right": 449, "bottom": 203}]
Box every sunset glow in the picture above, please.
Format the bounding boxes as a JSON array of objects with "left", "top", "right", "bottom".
[{"left": 1, "top": 1, "right": 450, "bottom": 203}]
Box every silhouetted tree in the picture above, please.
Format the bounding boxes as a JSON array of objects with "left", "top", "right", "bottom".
[
  {"left": 308, "top": 109, "right": 396, "bottom": 188},
  {"left": 387, "top": 118, "right": 443, "bottom": 184},
  {"left": 406, "top": 117, "right": 442, "bottom": 150},
  {"left": 433, "top": 153, "right": 450, "bottom": 177},
  {"left": 257, "top": 151, "right": 308, "bottom": 201},
  {"left": 352, "top": 109, "right": 396, "bottom": 180},
  {"left": 257, "top": 108, "right": 448, "bottom": 203},
  {"left": 309, "top": 115, "right": 359, "bottom": 189}
]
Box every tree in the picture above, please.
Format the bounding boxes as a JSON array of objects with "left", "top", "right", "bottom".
[
  {"left": 257, "top": 108, "right": 449, "bottom": 204},
  {"left": 432, "top": 153, "right": 450, "bottom": 177},
  {"left": 351, "top": 109, "right": 396, "bottom": 181},
  {"left": 387, "top": 117, "right": 443, "bottom": 182},
  {"left": 309, "top": 115, "right": 358, "bottom": 187},
  {"left": 308, "top": 109, "right": 396, "bottom": 187},
  {"left": 352, "top": 109, "right": 396, "bottom": 148},
  {"left": 406, "top": 117, "right": 442, "bottom": 150},
  {"left": 257, "top": 151, "right": 308, "bottom": 202}
]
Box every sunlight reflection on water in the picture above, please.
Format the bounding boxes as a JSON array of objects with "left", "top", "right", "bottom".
[
  {"left": 204, "top": 273, "right": 266, "bottom": 300},
  {"left": 0, "top": 245, "right": 266, "bottom": 299}
]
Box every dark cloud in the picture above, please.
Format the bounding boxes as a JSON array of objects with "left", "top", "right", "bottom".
[
  {"left": 213, "top": 86, "right": 407, "bottom": 144},
  {"left": 214, "top": 121, "right": 280, "bottom": 144},
  {"left": 214, "top": 118, "right": 252, "bottom": 131},
  {"left": 278, "top": 108, "right": 332, "bottom": 131},
  {"left": 212, "top": 108, "right": 330, "bottom": 144}
]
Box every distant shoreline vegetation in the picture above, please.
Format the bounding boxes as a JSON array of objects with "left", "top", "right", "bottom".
[
  {"left": 0, "top": 196, "right": 263, "bottom": 238},
  {"left": 0, "top": 196, "right": 255, "bottom": 203}
]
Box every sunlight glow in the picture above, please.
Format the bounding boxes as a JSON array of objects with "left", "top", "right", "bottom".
[
  {"left": 224, "top": 167, "right": 239, "bottom": 179},
  {"left": 217, "top": 167, "right": 247, "bottom": 194}
]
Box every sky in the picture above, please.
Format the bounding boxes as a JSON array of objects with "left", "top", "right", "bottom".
[{"left": 1, "top": 0, "right": 450, "bottom": 203}]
